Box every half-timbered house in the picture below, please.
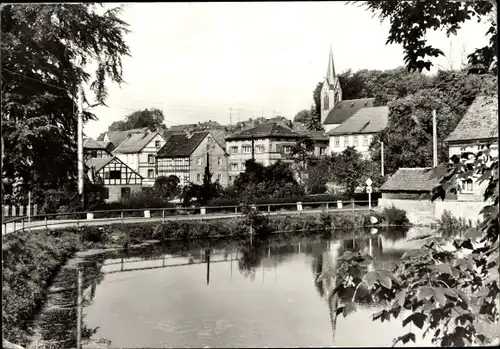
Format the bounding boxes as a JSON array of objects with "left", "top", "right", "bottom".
[
  {"left": 156, "top": 131, "right": 229, "bottom": 187},
  {"left": 86, "top": 156, "right": 143, "bottom": 202},
  {"left": 113, "top": 131, "right": 167, "bottom": 187}
]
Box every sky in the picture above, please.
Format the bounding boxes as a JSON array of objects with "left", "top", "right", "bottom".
[{"left": 84, "top": 1, "right": 491, "bottom": 139}]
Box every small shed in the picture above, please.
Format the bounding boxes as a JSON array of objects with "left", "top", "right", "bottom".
[{"left": 380, "top": 167, "right": 441, "bottom": 200}]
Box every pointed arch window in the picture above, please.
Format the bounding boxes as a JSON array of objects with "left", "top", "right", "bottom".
[
  {"left": 323, "top": 94, "right": 329, "bottom": 110},
  {"left": 334, "top": 92, "right": 340, "bottom": 105}
]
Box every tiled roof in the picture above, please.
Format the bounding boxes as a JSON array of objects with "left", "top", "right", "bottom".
[
  {"left": 323, "top": 98, "right": 375, "bottom": 125},
  {"left": 83, "top": 138, "right": 111, "bottom": 150},
  {"left": 380, "top": 167, "right": 441, "bottom": 192},
  {"left": 225, "top": 122, "right": 300, "bottom": 141},
  {"left": 85, "top": 156, "right": 115, "bottom": 172},
  {"left": 105, "top": 128, "right": 149, "bottom": 147},
  {"left": 113, "top": 132, "right": 163, "bottom": 154},
  {"left": 296, "top": 130, "right": 329, "bottom": 141},
  {"left": 445, "top": 95, "right": 498, "bottom": 143},
  {"left": 327, "top": 106, "right": 388, "bottom": 136},
  {"left": 156, "top": 132, "right": 209, "bottom": 158}
]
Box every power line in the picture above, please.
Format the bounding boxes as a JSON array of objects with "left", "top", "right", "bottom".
[{"left": 2, "top": 67, "right": 71, "bottom": 93}]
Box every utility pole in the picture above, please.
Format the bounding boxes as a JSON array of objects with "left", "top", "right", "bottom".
[
  {"left": 77, "top": 86, "right": 84, "bottom": 208},
  {"left": 432, "top": 110, "right": 438, "bottom": 167},
  {"left": 380, "top": 141, "right": 385, "bottom": 177}
]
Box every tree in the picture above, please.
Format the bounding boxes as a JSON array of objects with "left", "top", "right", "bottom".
[
  {"left": 313, "top": 81, "right": 323, "bottom": 117},
  {"left": 108, "top": 108, "right": 165, "bottom": 131},
  {"left": 291, "top": 136, "right": 315, "bottom": 185},
  {"left": 306, "top": 105, "right": 324, "bottom": 131},
  {"left": 330, "top": 147, "right": 371, "bottom": 197},
  {"left": 1, "top": 4, "right": 130, "bottom": 203},
  {"left": 358, "top": 0, "right": 497, "bottom": 73},
  {"left": 153, "top": 175, "right": 180, "bottom": 198},
  {"left": 370, "top": 71, "right": 497, "bottom": 175},
  {"left": 304, "top": 156, "right": 331, "bottom": 194},
  {"left": 293, "top": 109, "right": 310, "bottom": 123}
]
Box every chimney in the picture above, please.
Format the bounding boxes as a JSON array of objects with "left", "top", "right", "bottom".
[
  {"left": 185, "top": 129, "right": 193, "bottom": 139},
  {"left": 433, "top": 109, "right": 438, "bottom": 167}
]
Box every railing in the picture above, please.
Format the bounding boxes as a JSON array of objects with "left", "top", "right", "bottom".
[{"left": 2, "top": 199, "right": 378, "bottom": 236}]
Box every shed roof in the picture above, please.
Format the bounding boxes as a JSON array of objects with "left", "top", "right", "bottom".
[
  {"left": 226, "top": 122, "right": 300, "bottom": 141},
  {"left": 445, "top": 95, "right": 498, "bottom": 143},
  {"left": 105, "top": 128, "right": 149, "bottom": 147},
  {"left": 327, "top": 106, "right": 388, "bottom": 136},
  {"left": 323, "top": 98, "right": 375, "bottom": 125},
  {"left": 156, "top": 132, "right": 209, "bottom": 158},
  {"left": 380, "top": 167, "right": 441, "bottom": 192},
  {"left": 85, "top": 157, "right": 115, "bottom": 172},
  {"left": 83, "top": 138, "right": 111, "bottom": 150},
  {"left": 113, "top": 131, "right": 163, "bottom": 154}
]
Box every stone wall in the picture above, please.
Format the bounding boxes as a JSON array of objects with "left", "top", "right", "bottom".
[
  {"left": 106, "top": 184, "right": 142, "bottom": 203},
  {"left": 435, "top": 200, "right": 485, "bottom": 226},
  {"left": 378, "top": 198, "right": 436, "bottom": 225}
]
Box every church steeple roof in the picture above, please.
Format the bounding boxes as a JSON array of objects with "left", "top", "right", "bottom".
[{"left": 326, "top": 45, "right": 336, "bottom": 86}]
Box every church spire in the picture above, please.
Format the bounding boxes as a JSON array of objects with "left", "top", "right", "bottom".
[{"left": 326, "top": 45, "right": 336, "bottom": 85}]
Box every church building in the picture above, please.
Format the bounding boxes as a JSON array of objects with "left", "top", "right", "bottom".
[{"left": 320, "top": 47, "right": 388, "bottom": 157}]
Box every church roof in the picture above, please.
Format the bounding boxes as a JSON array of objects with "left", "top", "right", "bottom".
[
  {"left": 323, "top": 98, "right": 375, "bottom": 125},
  {"left": 326, "top": 46, "right": 337, "bottom": 86},
  {"left": 327, "top": 106, "right": 388, "bottom": 136},
  {"left": 225, "top": 122, "right": 300, "bottom": 141},
  {"left": 445, "top": 95, "right": 498, "bottom": 143}
]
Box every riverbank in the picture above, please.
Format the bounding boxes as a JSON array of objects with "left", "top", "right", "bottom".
[{"left": 2, "top": 208, "right": 408, "bottom": 347}]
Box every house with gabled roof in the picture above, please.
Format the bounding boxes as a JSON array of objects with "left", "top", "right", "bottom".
[
  {"left": 444, "top": 94, "right": 498, "bottom": 202},
  {"left": 156, "top": 131, "right": 229, "bottom": 187},
  {"left": 327, "top": 106, "right": 388, "bottom": 158},
  {"left": 101, "top": 128, "right": 150, "bottom": 151},
  {"left": 86, "top": 156, "right": 143, "bottom": 202},
  {"left": 83, "top": 138, "right": 113, "bottom": 161},
  {"left": 112, "top": 131, "right": 167, "bottom": 186}
]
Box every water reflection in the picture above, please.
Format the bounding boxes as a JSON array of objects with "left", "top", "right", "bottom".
[{"left": 34, "top": 227, "right": 447, "bottom": 348}]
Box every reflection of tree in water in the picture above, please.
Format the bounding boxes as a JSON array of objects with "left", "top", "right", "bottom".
[
  {"left": 378, "top": 226, "right": 409, "bottom": 242},
  {"left": 311, "top": 253, "right": 325, "bottom": 297},
  {"left": 238, "top": 242, "right": 263, "bottom": 282}
]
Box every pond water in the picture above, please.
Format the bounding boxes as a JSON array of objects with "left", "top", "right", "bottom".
[{"left": 79, "top": 227, "right": 442, "bottom": 348}]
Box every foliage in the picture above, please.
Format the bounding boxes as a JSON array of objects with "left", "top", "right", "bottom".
[
  {"left": 437, "top": 210, "right": 474, "bottom": 233},
  {"left": 313, "top": 81, "right": 323, "bottom": 117},
  {"left": 358, "top": 0, "right": 497, "bottom": 74},
  {"left": 329, "top": 147, "right": 373, "bottom": 197},
  {"left": 380, "top": 205, "right": 410, "bottom": 226},
  {"left": 153, "top": 175, "right": 180, "bottom": 198},
  {"left": 1, "top": 4, "right": 130, "bottom": 202},
  {"left": 370, "top": 71, "right": 497, "bottom": 175},
  {"left": 107, "top": 108, "right": 166, "bottom": 132},
  {"left": 293, "top": 109, "right": 310, "bottom": 123},
  {"left": 227, "top": 159, "right": 305, "bottom": 201},
  {"left": 306, "top": 104, "right": 324, "bottom": 131},
  {"left": 321, "top": 145, "right": 499, "bottom": 345},
  {"left": 181, "top": 167, "right": 223, "bottom": 207}
]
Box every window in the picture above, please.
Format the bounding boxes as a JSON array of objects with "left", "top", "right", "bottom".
[
  {"left": 323, "top": 94, "right": 329, "bottom": 110},
  {"left": 148, "top": 169, "right": 154, "bottom": 178},
  {"left": 229, "top": 176, "right": 232, "bottom": 181},
  {"left": 102, "top": 187, "right": 109, "bottom": 200},
  {"left": 320, "top": 147, "right": 326, "bottom": 155},
  {"left": 197, "top": 157, "right": 202, "bottom": 166},
  {"left": 148, "top": 154, "right": 155, "bottom": 164},
  {"left": 255, "top": 145, "right": 264, "bottom": 153},
  {"left": 217, "top": 157, "right": 222, "bottom": 166},
  {"left": 353, "top": 136, "right": 358, "bottom": 146},
  {"left": 90, "top": 150, "right": 97, "bottom": 158},
  {"left": 363, "top": 136, "right": 368, "bottom": 146},
  {"left": 231, "top": 163, "right": 238, "bottom": 171},
  {"left": 463, "top": 178, "right": 474, "bottom": 193},
  {"left": 184, "top": 175, "right": 189, "bottom": 183},
  {"left": 343, "top": 136, "right": 349, "bottom": 147},
  {"left": 109, "top": 170, "right": 121, "bottom": 179},
  {"left": 155, "top": 140, "right": 161, "bottom": 148},
  {"left": 283, "top": 145, "right": 292, "bottom": 154},
  {"left": 241, "top": 162, "right": 246, "bottom": 171},
  {"left": 242, "top": 145, "right": 251, "bottom": 154},
  {"left": 334, "top": 137, "right": 340, "bottom": 147},
  {"left": 121, "top": 187, "right": 131, "bottom": 199},
  {"left": 197, "top": 173, "right": 201, "bottom": 182},
  {"left": 217, "top": 173, "right": 221, "bottom": 181},
  {"left": 230, "top": 146, "right": 238, "bottom": 154}
]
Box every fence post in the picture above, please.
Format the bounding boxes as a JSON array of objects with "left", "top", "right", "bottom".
[
  {"left": 45, "top": 215, "right": 48, "bottom": 230},
  {"left": 235, "top": 206, "right": 238, "bottom": 215},
  {"left": 351, "top": 198, "right": 355, "bottom": 212},
  {"left": 162, "top": 209, "right": 165, "bottom": 222},
  {"left": 268, "top": 205, "right": 271, "bottom": 213},
  {"left": 34, "top": 204, "right": 38, "bottom": 217},
  {"left": 326, "top": 202, "right": 329, "bottom": 210},
  {"left": 19, "top": 205, "right": 24, "bottom": 217},
  {"left": 12, "top": 206, "right": 16, "bottom": 217},
  {"left": 121, "top": 210, "right": 124, "bottom": 224},
  {"left": 22, "top": 217, "right": 25, "bottom": 232},
  {"left": 13, "top": 220, "right": 16, "bottom": 233}
]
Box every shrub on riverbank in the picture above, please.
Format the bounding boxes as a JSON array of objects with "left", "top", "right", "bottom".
[
  {"left": 378, "top": 205, "right": 410, "bottom": 226},
  {"left": 2, "top": 230, "right": 81, "bottom": 345}
]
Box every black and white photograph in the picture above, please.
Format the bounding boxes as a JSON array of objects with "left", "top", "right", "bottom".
[{"left": 1, "top": 1, "right": 499, "bottom": 348}]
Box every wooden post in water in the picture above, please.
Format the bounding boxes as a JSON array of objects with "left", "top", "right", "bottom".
[{"left": 76, "top": 267, "right": 83, "bottom": 349}]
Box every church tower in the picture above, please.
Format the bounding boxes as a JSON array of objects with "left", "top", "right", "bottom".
[{"left": 320, "top": 46, "right": 342, "bottom": 124}]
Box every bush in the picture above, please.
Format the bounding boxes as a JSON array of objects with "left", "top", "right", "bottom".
[{"left": 380, "top": 205, "right": 410, "bottom": 226}]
